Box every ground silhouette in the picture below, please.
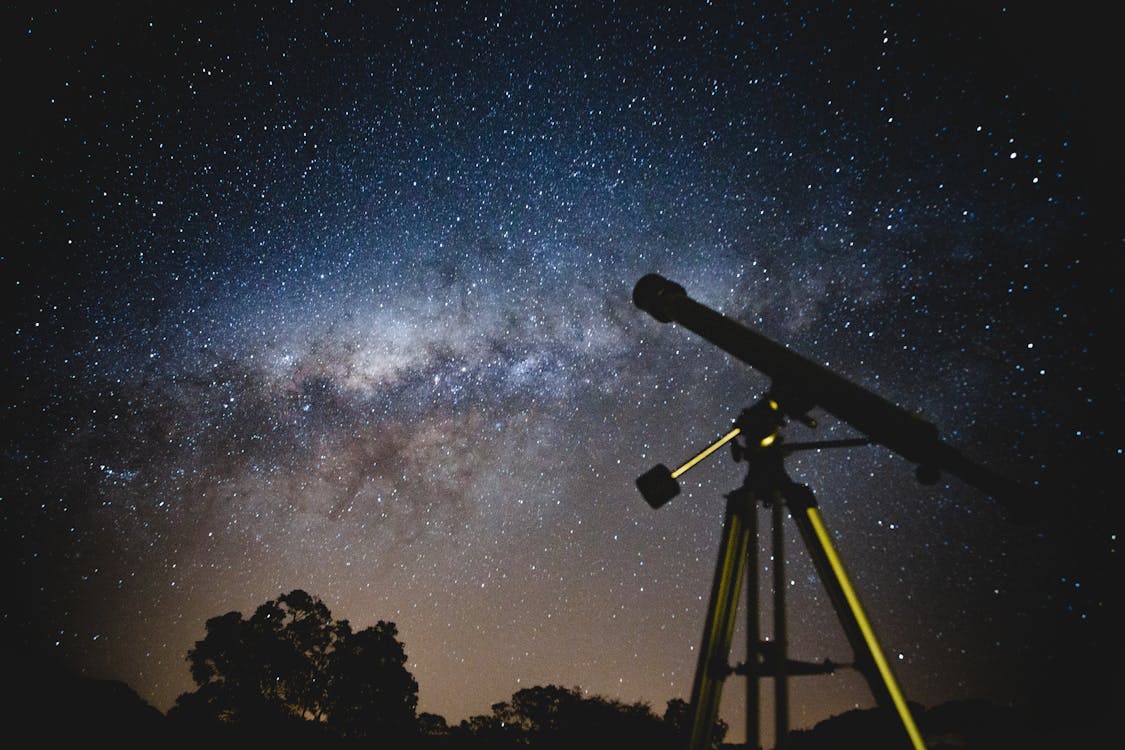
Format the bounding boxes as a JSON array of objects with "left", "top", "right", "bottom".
[{"left": 8, "top": 590, "right": 1109, "bottom": 748}]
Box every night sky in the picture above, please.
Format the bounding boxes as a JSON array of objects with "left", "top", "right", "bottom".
[{"left": 4, "top": 2, "right": 1119, "bottom": 744}]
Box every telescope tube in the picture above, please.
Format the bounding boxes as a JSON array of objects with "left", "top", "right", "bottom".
[{"left": 633, "top": 274, "right": 1019, "bottom": 505}]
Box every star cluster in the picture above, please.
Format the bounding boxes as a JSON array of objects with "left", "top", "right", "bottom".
[{"left": 4, "top": 3, "right": 1118, "bottom": 745}]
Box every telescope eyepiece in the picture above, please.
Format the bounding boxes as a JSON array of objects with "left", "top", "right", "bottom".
[{"left": 633, "top": 273, "right": 686, "bottom": 323}]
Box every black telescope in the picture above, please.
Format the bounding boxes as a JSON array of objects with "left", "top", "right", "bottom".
[{"left": 633, "top": 273, "right": 1021, "bottom": 506}]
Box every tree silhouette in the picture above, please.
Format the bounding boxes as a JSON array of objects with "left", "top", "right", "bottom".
[
  {"left": 663, "top": 697, "right": 729, "bottom": 749},
  {"left": 453, "top": 685, "right": 727, "bottom": 750},
  {"left": 326, "top": 619, "right": 419, "bottom": 741},
  {"left": 418, "top": 711, "right": 451, "bottom": 736},
  {"left": 173, "top": 589, "right": 346, "bottom": 725},
  {"left": 169, "top": 589, "right": 418, "bottom": 743}
]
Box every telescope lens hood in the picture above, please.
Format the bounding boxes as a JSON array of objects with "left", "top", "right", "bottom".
[{"left": 633, "top": 273, "right": 686, "bottom": 323}]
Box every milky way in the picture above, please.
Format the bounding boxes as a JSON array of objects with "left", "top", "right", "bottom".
[{"left": 5, "top": 3, "right": 1118, "bottom": 744}]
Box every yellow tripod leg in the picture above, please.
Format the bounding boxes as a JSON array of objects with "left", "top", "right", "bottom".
[
  {"left": 800, "top": 505, "right": 927, "bottom": 750},
  {"left": 687, "top": 488, "right": 755, "bottom": 750}
]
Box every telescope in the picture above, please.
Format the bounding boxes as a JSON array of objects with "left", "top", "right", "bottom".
[
  {"left": 633, "top": 273, "right": 1021, "bottom": 507},
  {"left": 631, "top": 274, "right": 1032, "bottom": 750}
]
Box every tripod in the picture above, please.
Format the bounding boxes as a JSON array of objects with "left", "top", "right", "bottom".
[{"left": 637, "top": 395, "right": 927, "bottom": 750}]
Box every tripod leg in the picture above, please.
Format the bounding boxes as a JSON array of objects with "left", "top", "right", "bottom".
[
  {"left": 786, "top": 488, "right": 927, "bottom": 750},
  {"left": 746, "top": 498, "right": 760, "bottom": 750},
  {"left": 772, "top": 500, "right": 789, "bottom": 750},
  {"left": 688, "top": 487, "right": 755, "bottom": 750}
]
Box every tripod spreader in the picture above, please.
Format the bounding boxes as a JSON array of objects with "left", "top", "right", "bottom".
[{"left": 732, "top": 655, "right": 846, "bottom": 678}]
